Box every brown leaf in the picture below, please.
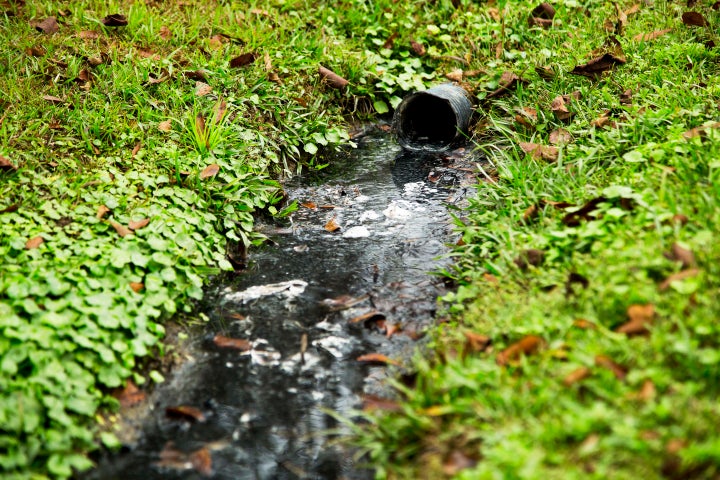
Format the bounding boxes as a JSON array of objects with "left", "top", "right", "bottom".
[
  {"left": 382, "top": 31, "right": 398, "bottom": 49},
  {"left": 0, "top": 204, "right": 20, "bottom": 214},
  {"left": 128, "top": 218, "right": 149, "bottom": 230},
  {"left": 496, "top": 335, "right": 543, "bottom": 366},
  {"left": 535, "top": 65, "right": 556, "bottom": 81},
  {"left": 96, "top": 205, "right": 111, "bottom": 219},
  {"left": 664, "top": 242, "right": 696, "bottom": 269},
  {"left": 43, "top": 95, "right": 64, "bottom": 105},
  {"left": 633, "top": 29, "right": 672, "bottom": 41},
  {"left": 563, "top": 366, "right": 592, "bottom": 386},
  {"left": 78, "top": 30, "right": 100, "bottom": 40},
  {"left": 625, "top": 4, "right": 641, "bottom": 15},
  {"left": 682, "top": 11, "right": 708, "bottom": 27},
  {"left": 595, "top": 354, "right": 627, "bottom": 380},
  {"left": 102, "top": 14, "right": 128, "bottom": 27},
  {"left": 195, "top": 82, "right": 212, "bottom": 96},
  {"left": 213, "top": 334, "right": 251, "bottom": 350},
  {"left": 348, "top": 310, "right": 387, "bottom": 326},
  {"left": 26, "top": 45, "right": 46, "bottom": 57},
  {"left": 158, "top": 25, "right": 172, "bottom": 40},
  {"left": 324, "top": 217, "right": 341, "bottom": 232},
  {"left": 522, "top": 204, "right": 539, "bottom": 223},
  {"left": 76, "top": 68, "right": 93, "bottom": 84},
  {"left": 519, "top": 142, "right": 559, "bottom": 162},
  {"left": 229, "top": 52, "right": 257, "bottom": 68},
  {"left": 565, "top": 272, "right": 589, "bottom": 297},
  {"left": 129, "top": 282, "right": 144, "bottom": 292},
  {"left": 131, "top": 142, "right": 141, "bottom": 158},
  {"left": 25, "top": 236, "right": 44, "bottom": 249},
  {"left": 190, "top": 447, "right": 212, "bottom": 476},
  {"left": 619, "top": 88, "right": 633, "bottom": 105},
  {"left": 464, "top": 331, "right": 492, "bottom": 353},
  {"left": 0, "top": 156, "right": 17, "bottom": 170},
  {"left": 356, "top": 353, "right": 400, "bottom": 366},
  {"left": 213, "top": 100, "right": 227, "bottom": 125},
  {"left": 591, "top": 112, "right": 613, "bottom": 128},
  {"left": 487, "top": 71, "right": 528, "bottom": 98},
  {"left": 550, "top": 95, "right": 574, "bottom": 121},
  {"left": 110, "top": 221, "right": 133, "bottom": 238},
  {"left": 301, "top": 202, "right": 317, "bottom": 210},
  {"left": 34, "top": 16, "right": 59, "bottom": 34},
  {"left": 572, "top": 318, "right": 597, "bottom": 329},
  {"left": 659, "top": 268, "right": 700, "bottom": 291},
  {"left": 362, "top": 395, "right": 402, "bottom": 412},
  {"left": 158, "top": 120, "right": 172, "bottom": 132},
  {"left": 529, "top": 17, "right": 553, "bottom": 28},
  {"left": 638, "top": 379, "right": 656, "bottom": 400},
  {"left": 183, "top": 70, "right": 208, "bottom": 81},
  {"left": 528, "top": 2, "right": 555, "bottom": 28},
  {"left": 616, "top": 303, "right": 655, "bottom": 336},
  {"left": 562, "top": 196, "right": 607, "bottom": 226},
  {"left": 549, "top": 128, "right": 573, "bottom": 145},
  {"left": 113, "top": 380, "right": 146, "bottom": 409},
  {"left": 200, "top": 164, "right": 220, "bottom": 179},
  {"left": 514, "top": 249, "right": 544, "bottom": 269},
  {"left": 410, "top": 39, "right": 426, "bottom": 56},
  {"left": 682, "top": 122, "right": 720, "bottom": 139},
  {"left": 570, "top": 49, "right": 626, "bottom": 79},
  {"left": 318, "top": 65, "right": 348, "bottom": 89},
  {"left": 443, "top": 450, "right": 478, "bottom": 476},
  {"left": 445, "top": 69, "right": 463, "bottom": 82},
  {"left": 166, "top": 405, "right": 206, "bottom": 422}
]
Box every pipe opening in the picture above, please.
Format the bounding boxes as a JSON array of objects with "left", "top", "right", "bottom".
[{"left": 396, "top": 94, "right": 458, "bottom": 150}]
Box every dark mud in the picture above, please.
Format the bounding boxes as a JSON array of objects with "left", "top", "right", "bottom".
[{"left": 86, "top": 127, "right": 479, "bottom": 480}]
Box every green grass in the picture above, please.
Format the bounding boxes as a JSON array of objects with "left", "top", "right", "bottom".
[{"left": 350, "top": 0, "right": 720, "bottom": 478}]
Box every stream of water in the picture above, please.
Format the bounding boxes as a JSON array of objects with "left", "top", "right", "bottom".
[{"left": 86, "top": 128, "right": 477, "bottom": 479}]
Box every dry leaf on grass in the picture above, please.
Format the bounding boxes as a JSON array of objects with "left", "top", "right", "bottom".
[
  {"left": 595, "top": 354, "right": 627, "bottom": 380},
  {"left": 496, "top": 335, "right": 544, "bottom": 366},
  {"left": 229, "top": 52, "right": 257, "bottom": 68},
  {"left": 659, "top": 268, "right": 700, "bottom": 291},
  {"left": 519, "top": 142, "right": 559, "bottom": 162},
  {"left": 633, "top": 29, "right": 671, "bottom": 41},
  {"left": 110, "top": 221, "right": 133, "bottom": 238},
  {"left": 128, "top": 218, "right": 149, "bottom": 230},
  {"left": 25, "top": 236, "right": 44, "bottom": 249},
  {"left": 0, "top": 156, "right": 17, "bottom": 170},
  {"left": 563, "top": 366, "right": 592, "bottom": 386},
  {"left": 487, "top": 71, "right": 528, "bottom": 98},
  {"left": 616, "top": 303, "right": 655, "bottom": 336},
  {"left": 464, "top": 331, "right": 492, "bottom": 353},
  {"left": 200, "top": 164, "right": 220, "bottom": 179},
  {"left": 549, "top": 128, "right": 573, "bottom": 145},
  {"left": 34, "top": 17, "right": 59, "bottom": 34},
  {"left": 102, "top": 14, "right": 128, "bottom": 27},
  {"left": 158, "top": 120, "right": 172, "bottom": 132},
  {"left": 682, "top": 11, "right": 708, "bottom": 27},
  {"left": 195, "top": 82, "right": 212, "bottom": 96}
]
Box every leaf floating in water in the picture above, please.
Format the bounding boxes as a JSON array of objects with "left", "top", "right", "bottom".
[
  {"left": 213, "top": 334, "right": 252, "bottom": 351},
  {"left": 356, "top": 353, "right": 401, "bottom": 366},
  {"left": 165, "top": 405, "right": 207, "bottom": 422},
  {"left": 324, "top": 217, "right": 340, "bottom": 232}
]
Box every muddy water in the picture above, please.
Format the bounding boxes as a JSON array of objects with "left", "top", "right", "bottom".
[{"left": 87, "top": 128, "right": 477, "bottom": 479}]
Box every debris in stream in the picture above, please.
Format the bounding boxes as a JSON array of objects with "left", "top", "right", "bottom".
[
  {"left": 212, "top": 334, "right": 252, "bottom": 351},
  {"left": 165, "top": 405, "right": 207, "bottom": 423}
]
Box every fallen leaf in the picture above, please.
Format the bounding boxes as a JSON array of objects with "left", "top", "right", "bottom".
[
  {"left": 633, "top": 29, "right": 672, "bottom": 41},
  {"left": 43, "top": 95, "right": 64, "bottom": 105},
  {"left": 570, "top": 48, "right": 626, "bottom": 79},
  {"left": 496, "top": 335, "right": 544, "bottom": 366},
  {"left": 76, "top": 68, "right": 93, "bottom": 84},
  {"left": 190, "top": 447, "right": 212, "bottom": 476},
  {"left": 158, "top": 25, "right": 172, "bottom": 40},
  {"left": 565, "top": 272, "right": 590, "bottom": 297},
  {"left": 514, "top": 249, "right": 544, "bottom": 269},
  {"left": 515, "top": 107, "right": 538, "bottom": 129},
  {"left": 682, "top": 11, "right": 708, "bottom": 27},
  {"left": 213, "top": 100, "right": 227, "bottom": 124},
  {"left": 595, "top": 354, "right": 627, "bottom": 380},
  {"left": 184, "top": 70, "right": 208, "bottom": 81},
  {"left": 349, "top": 310, "right": 387, "bottom": 325},
  {"left": 487, "top": 71, "right": 528, "bottom": 98},
  {"left": 464, "top": 331, "right": 492, "bottom": 353},
  {"left": 158, "top": 120, "right": 172, "bottom": 132},
  {"left": 550, "top": 92, "right": 581, "bottom": 121},
  {"left": 519, "top": 142, "right": 559, "bottom": 162},
  {"left": 573, "top": 319, "right": 597, "bottom": 329},
  {"left": 34, "top": 16, "right": 59, "bottom": 34},
  {"left": 26, "top": 45, "right": 46, "bottom": 57},
  {"left": 356, "top": 353, "right": 400, "bottom": 366},
  {"left": 25, "top": 236, "right": 44, "bottom": 249},
  {"left": 625, "top": 3, "right": 641, "bottom": 15},
  {"left": 528, "top": 2, "right": 555, "bottom": 28},
  {"left": 324, "top": 217, "right": 341, "bottom": 232},
  {"left": 382, "top": 31, "right": 398, "bottom": 49},
  {"left": 616, "top": 303, "right": 654, "bottom": 336},
  {"left": 195, "top": 82, "right": 212, "bottom": 96},
  {"left": 166, "top": 405, "right": 206, "bottom": 422},
  {"left": 213, "top": 334, "right": 251, "bottom": 350},
  {"left": 563, "top": 366, "right": 592, "bottom": 386},
  {"left": 385, "top": 323, "right": 401, "bottom": 338},
  {"left": 410, "top": 39, "right": 426, "bottom": 56},
  {"left": 445, "top": 69, "right": 463, "bottom": 82},
  {"left": 635, "top": 379, "right": 656, "bottom": 401},
  {"left": 96, "top": 205, "right": 111, "bottom": 219},
  {"left": 620, "top": 89, "right": 633, "bottom": 105},
  {"left": 0, "top": 204, "right": 20, "bottom": 214},
  {"left": 591, "top": 111, "right": 614, "bottom": 128},
  {"left": 549, "top": 128, "right": 573, "bottom": 145},
  {"left": 562, "top": 196, "right": 608, "bottom": 226},
  {"left": 535, "top": 65, "right": 556, "bottom": 81},
  {"left": 443, "top": 450, "right": 477, "bottom": 476},
  {"left": 659, "top": 268, "right": 700, "bottom": 291},
  {"left": 131, "top": 142, "right": 141, "bottom": 158},
  {"left": 129, "top": 282, "right": 144, "bottom": 292},
  {"left": 102, "top": 14, "right": 128, "bottom": 27},
  {"left": 362, "top": 395, "right": 402, "bottom": 412},
  {"left": 78, "top": 30, "right": 100, "bottom": 39},
  {"left": 113, "top": 380, "right": 146, "bottom": 408},
  {"left": 0, "top": 156, "right": 17, "bottom": 170},
  {"left": 110, "top": 221, "right": 133, "bottom": 238},
  {"left": 522, "top": 204, "right": 539, "bottom": 223},
  {"left": 200, "top": 164, "right": 220, "bottom": 180},
  {"left": 664, "top": 242, "right": 696, "bottom": 269},
  {"left": 318, "top": 65, "right": 348, "bottom": 89},
  {"left": 128, "top": 218, "right": 149, "bottom": 230},
  {"left": 682, "top": 122, "right": 720, "bottom": 139},
  {"left": 301, "top": 202, "right": 317, "bottom": 210},
  {"left": 229, "top": 52, "right": 257, "bottom": 68}
]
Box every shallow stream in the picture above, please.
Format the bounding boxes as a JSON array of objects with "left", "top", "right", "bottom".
[{"left": 86, "top": 127, "right": 478, "bottom": 479}]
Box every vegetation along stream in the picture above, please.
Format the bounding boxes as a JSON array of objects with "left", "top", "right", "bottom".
[{"left": 86, "top": 127, "right": 479, "bottom": 479}]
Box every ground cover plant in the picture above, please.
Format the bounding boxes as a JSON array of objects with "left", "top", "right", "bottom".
[
  {"left": 352, "top": 0, "right": 720, "bottom": 478},
  {"left": 0, "top": 0, "right": 452, "bottom": 477}
]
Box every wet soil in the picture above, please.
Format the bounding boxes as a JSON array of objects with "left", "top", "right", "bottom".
[{"left": 86, "top": 127, "right": 479, "bottom": 480}]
